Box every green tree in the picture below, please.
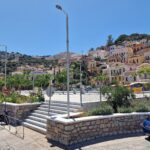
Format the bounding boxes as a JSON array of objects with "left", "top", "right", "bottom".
[
  {"left": 106, "top": 35, "right": 114, "bottom": 46},
  {"left": 96, "top": 73, "right": 107, "bottom": 102},
  {"left": 137, "top": 67, "right": 150, "bottom": 76},
  {"left": 102, "top": 85, "right": 135, "bottom": 113},
  {"left": 55, "top": 70, "right": 67, "bottom": 90},
  {"left": 35, "top": 74, "right": 51, "bottom": 89}
]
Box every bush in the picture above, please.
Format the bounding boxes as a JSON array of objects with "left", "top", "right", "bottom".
[
  {"left": 134, "top": 102, "right": 150, "bottom": 112},
  {"left": 102, "top": 85, "right": 135, "bottom": 113},
  {"left": 144, "top": 83, "right": 150, "bottom": 91},
  {"left": 0, "top": 91, "right": 44, "bottom": 104},
  {"left": 118, "top": 107, "right": 133, "bottom": 113},
  {"left": 88, "top": 103, "right": 113, "bottom": 116}
]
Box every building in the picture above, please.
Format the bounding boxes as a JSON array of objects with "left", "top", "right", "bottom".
[
  {"left": 108, "top": 47, "right": 133, "bottom": 63},
  {"left": 144, "top": 51, "right": 150, "bottom": 63},
  {"left": 104, "top": 62, "right": 126, "bottom": 84},
  {"left": 136, "top": 63, "right": 150, "bottom": 82},
  {"left": 87, "top": 58, "right": 97, "bottom": 73},
  {"left": 131, "top": 42, "right": 144, "bottom": 53},
  {"left": 128, "top": 55, "right": 144, "bottom": 64},
  {"left": 88, "top": 49, "right": 108, "bottom": 60},
  {"left": 123, "top": 64, "right": 138, "bottom": 84}
]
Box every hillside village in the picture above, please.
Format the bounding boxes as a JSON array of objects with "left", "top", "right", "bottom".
[{"left": 0, "top": 33, "right": 150, "bottom": 86}]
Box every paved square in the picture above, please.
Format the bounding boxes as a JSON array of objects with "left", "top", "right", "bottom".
[{"left": 0, "top": 126, "right": 150, "bottom": 150}]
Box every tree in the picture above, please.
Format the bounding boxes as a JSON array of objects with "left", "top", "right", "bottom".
[
  {"left": 102, "top": 85, "right": 135, "bottom": 113},
  {"left": 35, "top": 74, "right": 51, "bottom": 89},
  {"left": 137, "top": 67, "right": 150, "bottom": 76},
  {"left": 106, "top": 35, "right": 114, "bottom": 46},
  {"left": 96, "top": 73, "right": 107, "bottom": 102},
  {"left": 115, "top": 34, "right": 128, "bottom": 44},
  {"left": 55, "top": 70, "right": 67, "bottom": 90}
]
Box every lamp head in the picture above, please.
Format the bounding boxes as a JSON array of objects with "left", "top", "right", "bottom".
[{"left": 56, "top": 5, "right": 62, "bottom": 11}]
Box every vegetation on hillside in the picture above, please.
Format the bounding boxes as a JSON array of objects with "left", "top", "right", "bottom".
[{"left": 115, "top": 33, "right": 150, "bottom": 45}]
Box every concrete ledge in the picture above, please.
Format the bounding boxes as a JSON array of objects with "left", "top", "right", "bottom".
[
  {"left": 0, "top": 102, "right": 41, "bottom": 120},
  {"left": 2, "top": 102, "right": 42, "bottom": 106},
  {"left": 48, "top": 112, "right": 150, "bottom": 124}
]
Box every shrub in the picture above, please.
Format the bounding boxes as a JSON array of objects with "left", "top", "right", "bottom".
[
  {"left": 88, "top": 103, "right": 113, "bottom": 116},
  {"left": 102, "top": 85, "right": 135, "bottom": 113},
  {"left": 118, "top": 107, "right": 133, "bottom": 113},
  {"left": 134, "top": 102, "right": 150, "bottom": 112}
]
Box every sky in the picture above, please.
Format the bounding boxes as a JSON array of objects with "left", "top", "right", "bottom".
[{"left": 0, "top": 0, "right": 150, "bottom": 56}]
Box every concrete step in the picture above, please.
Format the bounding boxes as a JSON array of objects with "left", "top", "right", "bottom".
[
  {"left": 25, "top": 119, "right": 46, "bottom": 129},
  {"left": 23, "top": 122, "right": 46, "bottom": 134},
  {"left": 28, "top": 116, "right": 47, "bottom": 124},
  {"left": 42, "top": 103, "right": 81, "bottom": 109},
  {"left": 23, "top": 100, "right": 82, "bottom": 135},
  {"left": 49, "top": 109, "right": 67, "bottom": 114},
  {"left": 35, "top": 108, "right": 68, "bottom": 115},
  {"left": 44, "top": 101, "right": 81, "bottom": 106},
  {"left": 39, "top": 105, "right": 79, "bottom": 112},
  {"left": 34, "top": 110, "right": 48, "bottom": 115},
  {"left": 31, "top": 112, "right": 56, "bottom": 119}
]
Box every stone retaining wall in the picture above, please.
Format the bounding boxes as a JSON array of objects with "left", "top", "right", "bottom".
[
  {"left": 0, "top": 102, "right": 41, "bottom": 120},
  {"left": 47, "top": 113, "right": 150, "bottom": 145}
]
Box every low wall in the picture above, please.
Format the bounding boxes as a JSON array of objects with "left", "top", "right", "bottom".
[
  {"left": 47, "top": 113, "right": 150, "bottom": 145},
  {"left": 82, "top": 101, "right": 100, "bottom": 111},
  {"left": 0, "top": 102, "right": 41, "bottom": 120}
]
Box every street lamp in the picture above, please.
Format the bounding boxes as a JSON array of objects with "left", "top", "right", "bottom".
[
  {"left": 80, "top": 61, "right": 83, "bottom": 106},
  {"left": 56, "top": 4, "right": 70, "bottom": 118}
]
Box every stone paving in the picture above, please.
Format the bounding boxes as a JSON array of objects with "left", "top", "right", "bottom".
[{"left": 0, "top": 126, "right": 150, "bottom": 150}]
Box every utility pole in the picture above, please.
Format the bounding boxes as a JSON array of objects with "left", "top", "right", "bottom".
[
  {"left": 56, "top": 4, "right": 70, "bottom": 118},
  {"left": 4, "top": 46, "right": 7, "bottom": 88},
  {"left": 80, "top": 61, "right": 83, "bottom": 106}
]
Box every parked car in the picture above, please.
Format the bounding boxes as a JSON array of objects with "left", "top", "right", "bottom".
[{"left": 143, "top": 119, "right": 150, "bottom": 138}]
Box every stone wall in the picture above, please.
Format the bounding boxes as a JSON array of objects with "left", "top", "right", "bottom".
[
  {"left": 47, "top": 113, "right": 150, "bottom": 145},
  {"left": 0, "top": 102, "right": 41, "bottom": 120}
]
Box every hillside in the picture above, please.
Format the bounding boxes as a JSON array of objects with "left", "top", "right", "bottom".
[
  {"left": 114, "top": 33, "right": 150, "bottom": 45},
  {"left": 0, "top": 51, "right": 54, "bottom": 74}
]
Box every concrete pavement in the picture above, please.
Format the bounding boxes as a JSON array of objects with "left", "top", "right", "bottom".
[
  {"left": 0, "top": 126, "right": 150, "bottom": 150},
  {"left": 20, "top": 90, "right": 150, "bottom": 104}
]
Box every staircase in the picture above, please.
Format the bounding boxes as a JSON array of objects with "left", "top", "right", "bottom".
[{"left": 23, "top": 101, "right": 81, "bottom": 134}]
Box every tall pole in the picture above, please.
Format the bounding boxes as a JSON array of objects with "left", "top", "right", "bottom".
[
  {"left": 66, "top": 14, "right": 70, "bottom": 118},
  {"left": 80, "top": 62, "right": 82, "bottom": 106},
  {"left": 48, "top": 80, "right": 52, "bottom": 116},
  {"left": 56, "top": 5, "right": 70, "bottom": 118},
  {"left": 4, "top": 46, "right": 7, "bottom": 88}
]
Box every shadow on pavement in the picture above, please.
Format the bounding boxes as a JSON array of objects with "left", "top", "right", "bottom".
[
  {"left": 47, "top": 133, "right": 145, "bottom": 150},
  {"left": 145, "top": 136, "right": 150, "bottom": 142}
]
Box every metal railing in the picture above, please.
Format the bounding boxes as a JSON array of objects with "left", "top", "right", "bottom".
[{"left": 0, "top": 114, "right": 24, "bottom": 139}]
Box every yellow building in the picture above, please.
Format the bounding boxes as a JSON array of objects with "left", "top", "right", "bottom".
[
  {"left": 128, "top": 55, "right": 144, "bottom": 64},
  {"left": 107, "top": 62, "right": 126, "bottom": 84}
]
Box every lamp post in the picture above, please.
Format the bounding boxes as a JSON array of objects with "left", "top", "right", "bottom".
[
  {"left": 56, "top": 4, "right": 70, "bottom": 118},
  {"left": 80, "top": 61, "right": 83, "bottom": 106}
]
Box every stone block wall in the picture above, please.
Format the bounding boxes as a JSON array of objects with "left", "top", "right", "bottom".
[
  {"left": 47, "top": 113, "right": 150, "bottom": 145},
  {"left": 0, "top": 102, "right": 41, "bottom": 120}
]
